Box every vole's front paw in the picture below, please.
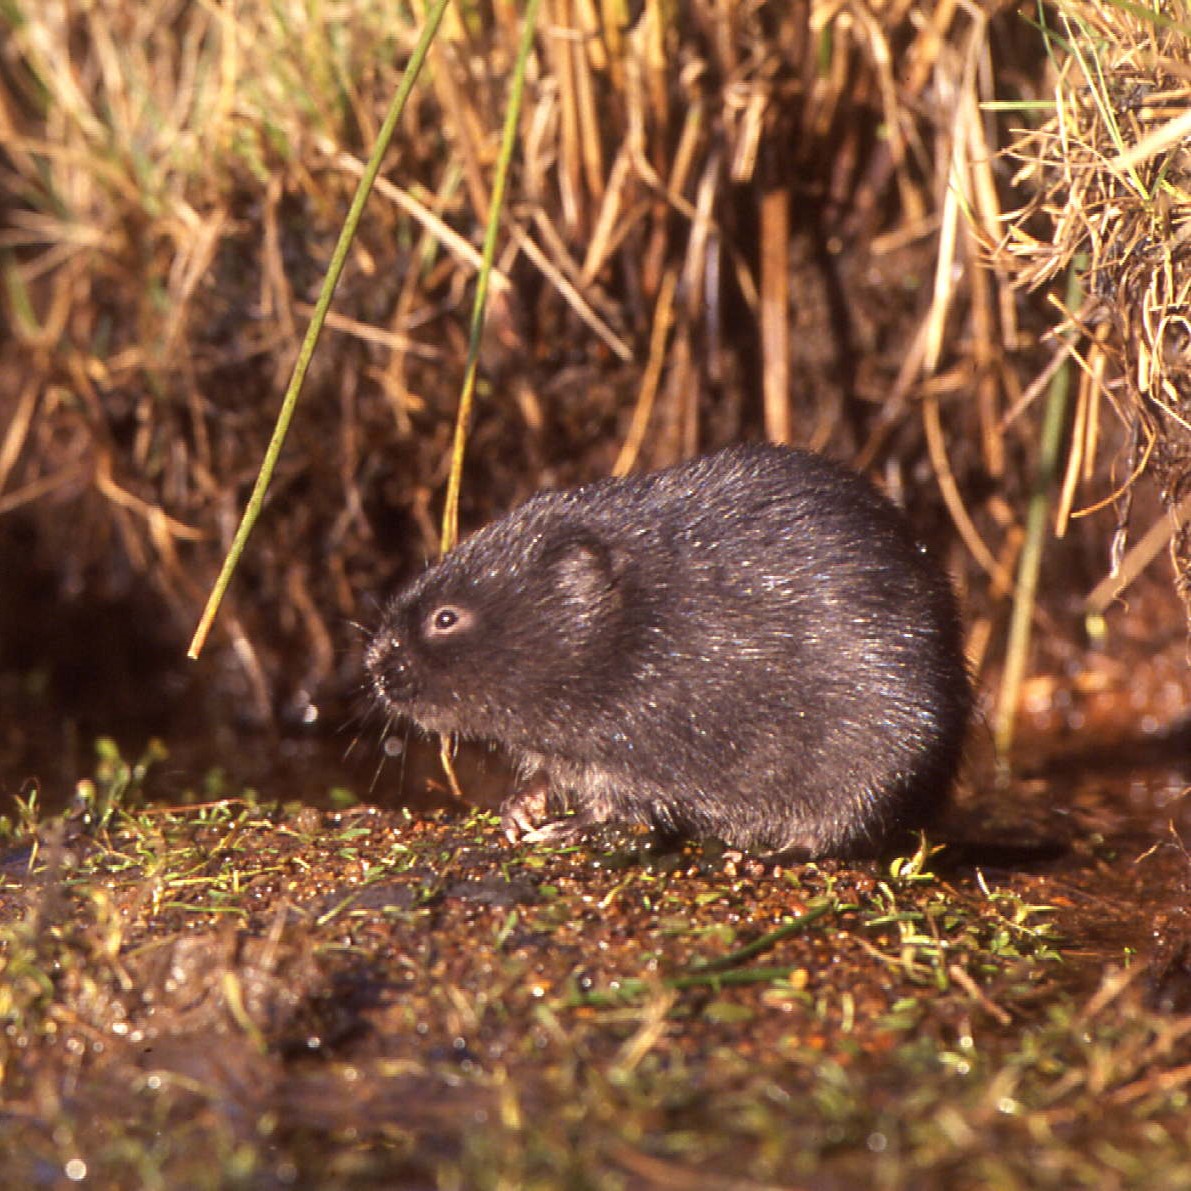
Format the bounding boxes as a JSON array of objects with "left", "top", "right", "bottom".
[
  {"left": 499, "top": 776, "right": 552, "bottom": 843},
  {"left": 517, "top": 816, "right": 592, "bottom": 845},
  {"left": 500, "top": 779, "right": 598, "bottom": 847}
]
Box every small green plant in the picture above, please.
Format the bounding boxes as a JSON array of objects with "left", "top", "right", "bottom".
[
  {"left": 72, "top": 737, "right": 168, "bottom": 831},
  {"left": 0, "top": 783, "right": 41, "bottom": 842},
  {"left": 887, "top": 834, "right": 945, "bottom": 883}
]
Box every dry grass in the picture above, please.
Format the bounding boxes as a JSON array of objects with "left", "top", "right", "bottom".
[
  {"left": 0, "top": 1, "right": 1181, "bottom": 727},
  {"left": 997, "top": 0, "right": 1191, "bottom": 628}
]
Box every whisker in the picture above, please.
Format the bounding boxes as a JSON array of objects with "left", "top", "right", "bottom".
[{"left": 366, "top": 711, "right": 406, "bottom": 797}]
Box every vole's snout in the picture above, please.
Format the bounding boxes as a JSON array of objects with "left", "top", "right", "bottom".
[{"left": 365, "top": 632, "right": 417, "bottom": 707}]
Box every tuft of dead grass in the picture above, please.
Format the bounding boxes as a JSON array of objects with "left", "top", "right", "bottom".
[
  {"left": 5, "top": 0, "right": 1180, "bottom": 735},
  {"left": 998, "top": 0, "right": 1191, "bottom": 628},
  {"left": 2, "top": 1, "right": 1051, "bottom": 714}
]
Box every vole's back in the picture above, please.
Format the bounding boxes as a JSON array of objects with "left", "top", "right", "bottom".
[{"left": 368, "top": 443, "right": 971, "bottom": 856}]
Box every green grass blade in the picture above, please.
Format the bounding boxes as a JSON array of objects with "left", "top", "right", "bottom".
[
  {"left": 188, "top": 0, "right": 453, "bottom": 659},
  {"left": 440, "top": 0, "right": 544, "bottom": 555},
  {"left": 994, "top": 264, "right": 1084, "bottom": 756}
]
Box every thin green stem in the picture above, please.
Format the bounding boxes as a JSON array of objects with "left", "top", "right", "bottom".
[
  {"left": 687, "top": 899, "right": 836, "bottom": 974},
  {"left": 994, "top": 264, "right": 1084, "bottom": 756},
  {"left": 440, "top": 0, "right": 544, "bottom": 554},
  {"left": 188, "top": 0, "right": 453, "bottom": 659}
]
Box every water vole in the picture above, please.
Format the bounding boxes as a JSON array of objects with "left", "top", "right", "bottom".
[{"left": 366, "top": 443, "right": 971, "bottom": 857}]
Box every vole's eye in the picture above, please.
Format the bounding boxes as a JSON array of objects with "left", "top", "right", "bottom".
[{"left": 425, "top": 605, "right": 471, "bottom": 638}]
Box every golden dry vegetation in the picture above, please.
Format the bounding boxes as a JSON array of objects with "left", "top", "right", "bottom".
[{"left": 1, "top": 1, "right": 1186, "bottom": 734}]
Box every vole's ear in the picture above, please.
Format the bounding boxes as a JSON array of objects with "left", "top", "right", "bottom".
[{"left": 542, "top": 531, "right": 621, "bottom": 605}]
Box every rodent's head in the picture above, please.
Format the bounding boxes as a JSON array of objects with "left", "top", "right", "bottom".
[{"left": 366, "top": 516, "right": 630, "bottom": 740}]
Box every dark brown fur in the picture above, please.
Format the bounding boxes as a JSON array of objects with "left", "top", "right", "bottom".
[{"left": 366, "top": 444, "right": 971, "bottom": 856}]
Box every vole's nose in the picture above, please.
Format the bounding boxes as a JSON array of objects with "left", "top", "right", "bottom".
[{"left": 365, "top": 634, "right": 417, "bottom": 704}]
